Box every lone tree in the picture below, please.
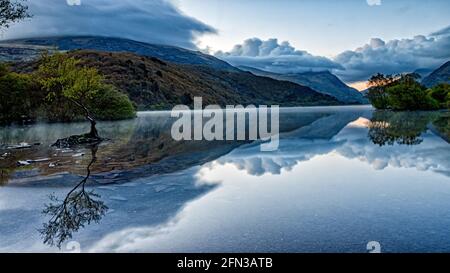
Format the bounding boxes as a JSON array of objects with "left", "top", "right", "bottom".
[
  {"left": 38, "top": 53, "right": 104, "bottom": 141},
  {"left": 0, "top": 0, "right": 30, "bottom": 28}
]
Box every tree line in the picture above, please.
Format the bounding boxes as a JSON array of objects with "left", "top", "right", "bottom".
[
  {"left": 0, "top": 53, "right": 136, "bottom": 126},
  {"left": 366, "top": 73, "right": 450, "bottom": 110}
]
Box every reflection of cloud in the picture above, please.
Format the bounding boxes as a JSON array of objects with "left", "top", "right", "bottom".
[
  {"left": 367, "top": 0, "right": 382, "bottom": 6},
  {"left": 334, "top": 126, "right": 450, "bottom": 174},
  {"left": 215, "top": 139, "right": 342, "bottom": 176},
  {"left": 66, "top": 0, "right": 81, "bottom": 6},
  {"left": 210, "top": 117, "right": 450, "bottom": 177},
  {"left": 335, "top": 119, "right": 450, "bottom": 174},
  {"left": 2, "top": 0, "right": 215, "bottom": 49}
]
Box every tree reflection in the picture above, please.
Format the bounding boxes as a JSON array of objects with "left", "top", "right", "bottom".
[
  {"left": 39, "top": 144, "right": 108, "bottom": 248},
  {"left": 431, "top": 113, "right": 450, "bottom": 142},
  {"left": 368, "top": 111, "right": 440, "bottom": 146}
]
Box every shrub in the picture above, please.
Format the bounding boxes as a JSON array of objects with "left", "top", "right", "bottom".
[
  {"left": 0, "top": 65, "right": 41, "bottom": 124},
  {"left": 90, "top": 85, "right": 136, "bottom": 120},
  {"left": 428, "top": 83, "right": 450, "bottom": 109}
]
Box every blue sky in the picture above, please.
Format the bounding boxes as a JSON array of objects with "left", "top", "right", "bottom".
[
  {"left": 2, "top": 0, "right": 450, "bottom": 85},
  {"left": 177, "top": 0, "right": 450, "bottom": 57}
]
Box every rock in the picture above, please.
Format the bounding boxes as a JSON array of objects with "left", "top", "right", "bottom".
[
  {"left": 17, "top": 160, "right": 31, "bottom": 166},
  {"left": 8, "top": 142, "right": 32, "bottom": 150},
  {"left": 48, "top": 162, "right": 59, "bottom": 168},
  {"left": 72, "top": 153, "right": 85, "bottom": 157},
  {"left": 28, "top": 158, "right": 50, "bottom": 163},
  {"left": 52, "top": 133, "right": 103, "bottom": 148},
  {"left": 17, "top": 158, "right": 50, "bottom": 166}
]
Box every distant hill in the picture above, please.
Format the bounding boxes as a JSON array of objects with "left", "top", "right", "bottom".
[
  {"left": 237, "top": 66, "right": 367, "bottom": 104},
  {"left": 11, "top": 50, "right": 340, "bottom": 110},
  {"left": 422, "top": 61, "right": 450, "bottom": 87},
  {"left": 0, "top": 36, "right": 237, "bottom": 71},
  {"left": 414, "top": 68, "right": 434, "bottom": 79}
]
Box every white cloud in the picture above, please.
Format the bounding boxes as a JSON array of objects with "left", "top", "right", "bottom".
[
  {"left": 1, "top": 0, "right": 215, "bottom": 49},
  {"left": 334, "top": 26, "right": 450, "bottom": 81},
  {"left": 215, "top": 38, "right": 343, "bottom": 73},
  {"left": 66, "top": 0, "right": 81, "bottom": 6},
  {"left": 367, "top": 0, "right": 382, "bottom": 6},
  {"left": 214, "top": 25, "right": 450, "bottom": 82}
]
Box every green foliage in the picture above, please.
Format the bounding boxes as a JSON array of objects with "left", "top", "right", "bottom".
[
  {"left": 427, "top": 83, "right": 450, "bottom": 109},
  {"left": 89, "top": 85, "right": 136, "bottom": 120},
  {"left": 37, "top": 53, "right": 103, "bottom": 106},
  {"left": 0, "top": 64, "right": 40, "bottom": 124},
  {"left": 367, "top": 73, "right": 444, "bottom": 110},
  {"left": 367, "top": 73, "right": 395, "bottom": 109},
  {"left": 0, "top": 53, "right": 136, "bottom": 125},
  {"left": 36, "top": 53, "right": 136, "bottom": 126}
]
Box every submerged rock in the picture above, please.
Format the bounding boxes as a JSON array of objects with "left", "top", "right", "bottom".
[
  {"left": 17, "top": 158, "right": 50, "bottom": 166},
  {"left": 52, "top": 133, "right": 104, "bottom": 148}
]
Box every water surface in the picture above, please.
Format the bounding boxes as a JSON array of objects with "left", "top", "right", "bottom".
[{"left": 1, "top": 106, "right": 449, "bottom": 252}]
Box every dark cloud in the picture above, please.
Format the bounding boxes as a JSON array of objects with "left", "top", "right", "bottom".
[
  {"left": 215, "top": 38, "right": 343, "bottom": 73},
  {"left": 334, "top": 26, "right": 450, "bottom": 82},
  {"left": 1, "top": 0, "right": 216, "bottom": 49}
]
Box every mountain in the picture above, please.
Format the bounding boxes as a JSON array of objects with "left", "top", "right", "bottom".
[
  {"left": 414, "top": 68, "right": 434, "bottom": 79},
  {"left": 237, "top": 66, "right": 367, "bottom": 104},
  {"left": 11, "top": 50, "right": 340, "bottom": 110},
  {"left": 0, "top": 36, "right": 237, "bottom": 71},
  {"left": 422, "top": 61, "right": 450, "bottom": 87}
]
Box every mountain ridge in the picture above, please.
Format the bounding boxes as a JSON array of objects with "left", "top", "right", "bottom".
[
  {"left": 0, "top": 36, "right": 238, "bottom": 71},
  {"left": 11, "top": 50, "right": 340, "bottom": 110},
  {"left": 237, "top": 65, "right": 367, "bottom": 104},
  {"left": 422, "top": 61, "right": 450, "bottom": 87}
]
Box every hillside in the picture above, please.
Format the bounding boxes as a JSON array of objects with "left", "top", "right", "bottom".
[
  {"left": 0, "top": 36, "right": 237, "bottom": 71},
  {"left": 11, "top": 50, "right": 340, "bottom": 110},
  {"left": 237, "top": 66, "right": 367, "bottom": 104},
  {"left": 422, "top": 61, "right": 450, "bottom": 87}
]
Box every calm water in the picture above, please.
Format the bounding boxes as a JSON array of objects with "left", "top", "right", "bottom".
[{"left": 1, "top": 106, "right": 450, "bottom": 252}]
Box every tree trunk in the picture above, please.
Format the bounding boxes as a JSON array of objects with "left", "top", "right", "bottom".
[
  {"left": 88, "top": 117, "right": 99, "bottom": 138},
  {"left": 70, "top": 99, "right": 100, "bottom": 139}
]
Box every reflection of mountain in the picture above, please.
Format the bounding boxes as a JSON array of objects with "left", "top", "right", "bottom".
[
  {"left": 216, "top": 109, "right": 370, "bottom": 176},
  {"left": 2, "top": 107, "right": 449, "bottom": 252},
  {"left": 3, "top": 107, "right": 448, "bottom": 185},
  {"left": 2, "top": 108, "right": 355, "bottom": 185},
  {"left": 214, "top": 110, "right": 450, "bottom": 177}
]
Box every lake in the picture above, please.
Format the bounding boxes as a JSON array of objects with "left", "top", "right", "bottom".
[{"left": 0, "top": 105, "right": 449, "bottom": 252}]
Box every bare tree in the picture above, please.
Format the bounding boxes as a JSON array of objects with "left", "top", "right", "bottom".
[{"left": 0, "top": 0, "right": 30, "bottom": 29}]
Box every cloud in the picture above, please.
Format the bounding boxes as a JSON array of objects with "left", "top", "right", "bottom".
[
  {"left": 334, "top": 26, "right": 450, "bottom": 82},
  {"left": 367, "top": 0, "right": 382, "bottom": 6},
  {"left": 66, "top": 0, "right": 81, "bottom": 6},
  {"left": 215, "top": 25, "right": 450, "bottom": 83},
  {"left": 215, "top": 38, "right": 343, "bottom": 74},
  {"left": 1, "top": 0, "right": 215, "bottom": 49}
]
